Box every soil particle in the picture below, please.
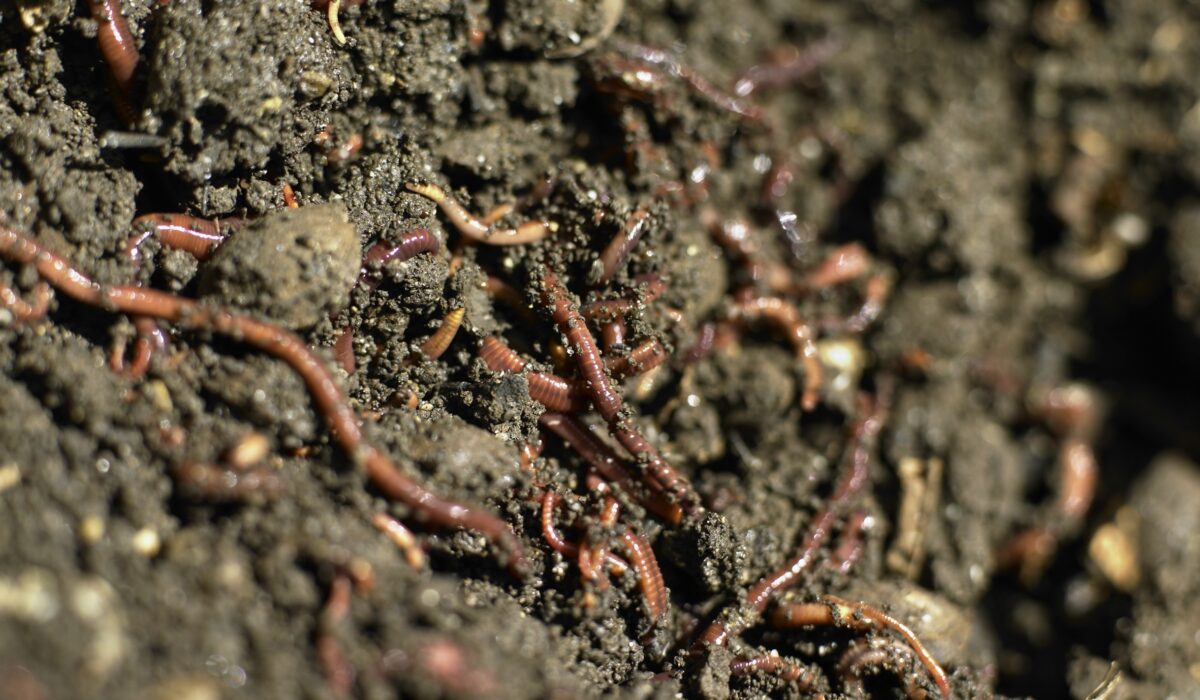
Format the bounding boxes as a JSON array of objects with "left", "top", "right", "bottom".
[
  {"left": 197, "top": 202, "right": 361, "bottom": 329},
  {"left": 1131, "top": 453, "right": 1200, "bottom": 595},
  {"left": 142, "top": 0, "right": 348, "bottom": 182}
]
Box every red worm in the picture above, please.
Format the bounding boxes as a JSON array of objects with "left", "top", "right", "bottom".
[
  {"left": 611, "top": 40, "right": 763, "bottom": 121},
  {"left": 363, "top": 229, "right": 440, "bottom": 269},
  {"left": 734, "top": 296, "right": 822, "bottom": 410},
  {"left": 826, "top": 511, "right": 871, "bottom": 575},
  {"left": 597, "top": 204, "right": 651, "bottom": 283},
  {"left": 605, "top": 337, "right": 667, "bottom": 380},
  {"left": 619, "top": 529, "right": 669, "bottom": 620},
  {"left": 172, "top": 461, "right": 284, "bottom": 503},
  {"left": 478, "top": 336, "right": 589, "bottom": 413},
  {"left": 838, "top": 274, "right": 890, "bottom": 334},
  {"left": 334, "top": 228, "right": 442, "bottom": 374},
  {"left": 729, "top": 655, "right": 824, "bottom": 693},
  {"left": 801, "top": 243, "right": 871, "bottom": 290},
  {"left": 116, "top": 214, "right": 246, "bottom": 378},
  {"left": 538, "top": 413, "right": 683, "bottom": 524},
  {"left": 542, "top": 267, "right": 625, "bottom": 421},
  {"left": 837, "top": 638, "right": 927, "bottom": 700},
  {"left": 733, "top": 37, "right": 840, "bottom": 97},
  {"left": 406, "top": 183, "right": 558, "bottom": 246},
  {"left": 0, "top": 281, "right": 52, "bottom": 324},
  {"left": 126, "top": 214, "right": 246, "bottom": 263},
  {"left": 696, "top": 392, "right": 886, "bottom": 647},
  {"left": 539, "top": 491, "right": 629, "bottom": 575},
  {"left": 86, "top": 0, "right": 139, "bottom": 122},
  {"left": 769, "top": 595, "right": 951, "bottom": 699},
  {"left": 0, "top": 225, "right": 527, "bottom": 575},
  {"left": 542, "top": 268, "right": 696, "bottom": 510},
  {"left": 333, "top": 326, "right": 355, "bottom": 374},
  {"left": 601, "top": 319, "right": 626, "bottom": 351},
  {"left": 580, "top": 274, "right": 667, "bottom": 322},
  {"left": 316, "top": 574, "right": 356, "bottom": 698}
]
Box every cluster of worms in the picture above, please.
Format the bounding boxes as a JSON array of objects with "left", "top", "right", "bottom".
[{"left": 0, "top": 1, "right": 1102, "bottom": 698}]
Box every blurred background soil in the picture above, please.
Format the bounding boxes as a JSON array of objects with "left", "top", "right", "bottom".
[{"left": 2, "top": 0, "right": 1199, "bottom": 698}]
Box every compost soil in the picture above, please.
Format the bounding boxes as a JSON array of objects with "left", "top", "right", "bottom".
[{"left": 2, "top": 0, "right": 1199, "bottom": 698}]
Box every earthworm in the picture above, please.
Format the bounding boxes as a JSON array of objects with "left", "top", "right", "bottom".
[
  {"left": 1039, "top": 384, "right": 1099, "bottom": 521},
  {"left": 685, "top": 322, "right": 718, "bottom": 364},
  {"left": 605, "top": 337, "right": 667, "bottom": 380},
  {"left": 601, "top": 319, "right": 626, "bottom": 351},
  {"left": 1000, "top": 384, "right": 1099, "bottom": 582},
  {"left": 542, "top": 268, "right": 696, "bottom": 509},
  {"left": 769, "top": 595, "right": 951, "bottom": 699},
  {"left": 542, "top": 268, "right": 625, "bottom": 421},
  {"left": 333, "top": 228, "right": 442, "bottom": 373},
  {"left": 417, "top": 307, "right": 465, "bottom": 360},
  {"left": 597, "top": 204, "right": 651, "bottom": 283},
  {"left": 0, "top": 224, "right": 527, "bottom": 575},
  {"left": 611, "top": 40, "right": 763, "bottom": 121},
  {"left": 1057, "top": 438, "right": 1097, "bottom": 521},
  {"left": 540, "top": 491, "right": 629, "bottom": 575},
  {"left": 827, "top": 511, "right": 872, "bottom": 575},
  {"left": 332, "top": 327, "right": 355, "bottom": 374},
  {"left": 705, "top": 214, "right": 792, "bottom": 293},
  {"left": 316, "top": 573, "right": 356, "bottom": 698},
  {"left": 478, "top": 336, "right": 589, "bottom": 413},
  {"left": 538, "top": 413, "right": 683, "bottom": 524},
  {"left": 580, "top": 273, "right": 667, "bottom": 321},
  {"left": 729, "top": 655, "right": 824, "bottom": 693},
  {"left": 0, "top": 281, "right": 51, "bottom": 324},
  {"left": 839, "top": 273, "right": 891, "bottom": 334},
  {"left": 837, "top": 638, "right": 927, "bottom": 700},
  {"left": 109, "top": 315, "right": 169, "bottom": 378},
  {"left": 618, "top": 529, "right": 669, "bottom": 619},
  {"left": 126, "top": 214, "right": 247, "bottom": 263},
  {"left": 801, "top": 243, "right": 871, "bottom": 290},
  {"left": 733, "top": 38, "right": 840, "bottom": 97},
  {"left": 733, "top": 296, "right": 822, "bottom": 410},
  {"left": 406, "top": 182, "right": 559, "bottom": 246},
  {"left": 171, "top": 461, "right": 283, "bottom": 503},
  {"left": 117, "top": 214, "right": 246, "bottom": 377},
  {"left": 696, "top": 392, "right": 886, "bottom": 647},
  {"left": 86, "top": 0, "right": 139, "bottom": 123},
  {"left": 371, "top": 512, "right": 428, "bottom": 569},
  {"left": 586, "top": 496, "right": 623, "bottom": 589}
]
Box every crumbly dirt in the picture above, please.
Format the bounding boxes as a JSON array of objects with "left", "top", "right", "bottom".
[{"left": 2, "top": 0, "right": 1200, "bottom": 698}]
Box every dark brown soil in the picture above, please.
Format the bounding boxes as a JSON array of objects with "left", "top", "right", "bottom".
[{"left": 2, "top": 1, "right": 1199, "bottom": 698}]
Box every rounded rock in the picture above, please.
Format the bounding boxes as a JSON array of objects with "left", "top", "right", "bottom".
[{"left": 197, "top": 203, "right": 361, "bottom": 329}]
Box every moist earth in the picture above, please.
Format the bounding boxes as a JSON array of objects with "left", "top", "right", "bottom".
[{"left": 2, "top": 0, "right": 1200, "bottom": 699}]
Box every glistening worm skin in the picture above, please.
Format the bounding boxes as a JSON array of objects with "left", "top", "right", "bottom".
[
  {"left": 406, "top": 182, "right": 558, "bottom": 246},
  {"left": 618, "top": 529, "right": 669, "bottom": 620},
  {"left": 87, "top": 0, "right": 139, "bottom": 122},
  {"left": 768, "top": 595, "right": 951, "bottom": 699},
  {"left": 0, "top": 225, "right": 527, "bottom": 575},
  {"left": 126, "top": 214, "right": 247, "bottom": 263},
  {"left": 479, "top": 336, "right": 590, "bottom": 413},
  {"left": 538, "top": 412, "right": 684, "bottom": 525},
  {"left": 542, "top": 267, "right": 696, "bottom": 510},
  {"left": 597, "top": 205, "right": 651, "bottom": 283}
]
